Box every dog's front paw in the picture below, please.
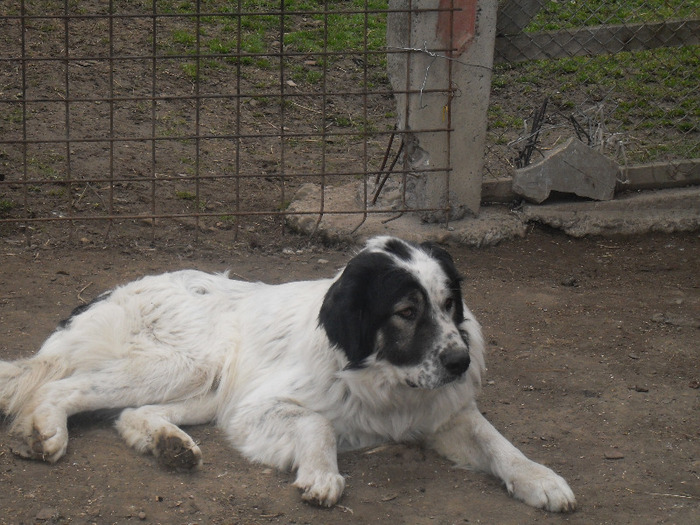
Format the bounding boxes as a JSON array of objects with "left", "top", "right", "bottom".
[
  {"left": 506, "top": 460, "right": 576, "bottom": 512},
  {"left": 293, "top": 469, "right": 346, "bottom": 507}
]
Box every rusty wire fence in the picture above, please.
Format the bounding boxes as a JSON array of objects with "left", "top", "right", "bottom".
[
  {"left": 0, "top": 0, "right": 458, "bottom": 246},
  {"left": 487, "top": 0, "right": 699, "bottom": 180}
]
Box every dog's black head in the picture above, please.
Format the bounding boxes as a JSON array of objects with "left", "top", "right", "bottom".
[{"left": 319, "top": 237, "right": 474, "bottom": 389}]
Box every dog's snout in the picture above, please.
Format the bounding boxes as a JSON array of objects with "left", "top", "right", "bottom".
[{"left": 440, "top": 348, "right": 471, "bottom": 376}]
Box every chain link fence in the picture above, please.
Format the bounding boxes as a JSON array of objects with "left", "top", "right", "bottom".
[{"left": 487, "top": 0, "right": 699, "bottom": 180}]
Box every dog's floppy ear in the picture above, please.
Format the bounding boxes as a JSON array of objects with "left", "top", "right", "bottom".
[{"left": 319, "top": 251, "right": 401, "bottom": 368}]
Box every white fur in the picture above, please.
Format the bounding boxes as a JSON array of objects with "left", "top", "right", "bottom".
[{"left": 0, "top": 237, "right": 575, "bottom": 511}]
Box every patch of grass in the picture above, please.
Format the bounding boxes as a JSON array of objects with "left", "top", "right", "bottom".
[
  {"left": 488, "top": 105, "right": 524, "bottom": 130},
  {"left": 332, "top": 115, "right": 353, "bottom": 127},
  {"left": 0, "top": 199, "right": 16, "bottom": 215},
  {"left": 218, "top": 214, "right": 236, "bottom": 223},
  {"left": 4, "top": 107, "right": 23, "bottom": 124},
  {"left": 156, "top": 0, "right": 389, "bottom": 82},
  {"left": 175, "top": 190, "right": 197, "bottom": 200},
  {"left": 27, "top": 154, "right": 64, "bottom": 180},
  {"left": 526, "top": 0, "right": 696, "bottom": 31},
  {"left": 172, "top": 29, "right": 196, "bottom": 48},
  {"left": 493, "top": 43, "right": 698, "bottom": 158},
  {"left": 175, "top": 190, "right": 207, "bottom": 210}
]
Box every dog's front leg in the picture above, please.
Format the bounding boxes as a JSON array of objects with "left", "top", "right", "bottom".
[
  {"left": 426, "top": 401, "right": 576, "bottom": 512},
  {"left": 226, "top": 399, "right": 345, "bottom": 507}
]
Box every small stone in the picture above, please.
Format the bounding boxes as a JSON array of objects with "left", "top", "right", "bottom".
[
  {"left": 138, "top": 511, "right": 147, "bottom": 520},
  {"left": 36, "top": 508, "right": 58, "bottom": 521},
  {"left": 604, "top": 450, "right": 625, "bottom": 460},
  {"left": 560, "top": 276, "right": 579, "bottom": 287}
]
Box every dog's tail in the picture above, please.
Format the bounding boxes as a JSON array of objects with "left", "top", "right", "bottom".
[{"left": 0, "top": 356, "right": 69, "bottom": 420}]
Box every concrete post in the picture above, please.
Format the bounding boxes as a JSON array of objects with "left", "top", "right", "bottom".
[{"left": 386, "top": 0, "right": 497, "bottom": 220}]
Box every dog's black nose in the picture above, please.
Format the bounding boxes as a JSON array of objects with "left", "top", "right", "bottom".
[{"left": 440, "top": 349, "right": 470, "bottom": 376}]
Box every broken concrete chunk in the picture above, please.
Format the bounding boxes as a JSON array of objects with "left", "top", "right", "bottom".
[{"left": 512, "top": 137, "right": 618, "bottom": 203}]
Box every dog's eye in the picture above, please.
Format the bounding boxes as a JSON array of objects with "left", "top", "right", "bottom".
[
  {"left": 395, "top": 307, "right": 416, "bottom": 320},
  {"left": 445, "top": 298, "right": 454, "bottom": 311}
]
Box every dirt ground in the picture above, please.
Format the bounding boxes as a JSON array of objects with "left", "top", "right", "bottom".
[{"left": 0, "top": 228, "right": 698, "bottom": 524}]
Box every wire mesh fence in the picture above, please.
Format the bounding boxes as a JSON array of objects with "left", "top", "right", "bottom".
[
  {"left": 1, "top": 0, "right": 445, "bottom": 246},
  {"left": 487, "top": 0, "right": 699, "bottom": 180}
]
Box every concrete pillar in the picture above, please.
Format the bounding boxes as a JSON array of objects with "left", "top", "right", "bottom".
[{"left": 387, "top": 0, "right": 497, "bottom": 220}]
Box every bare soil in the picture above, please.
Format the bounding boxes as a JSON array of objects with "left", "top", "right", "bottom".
[{"left": 1, "top": 229, "right": 699, "bottom": 525}]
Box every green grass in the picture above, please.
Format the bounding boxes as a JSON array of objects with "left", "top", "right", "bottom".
[
  {"left": 526, "top": 0, "right": 699, "bottom": 31},
  {"left": 0, "top": 199, "right": 17, "bottom": 215},
  {"left": 27, "top": 154, "right": 65, "bottom": 180},
  {"left": 491, "top": 0, "right": 698, "bottom": 163},
  {"left": 175, "top": 190, "right": 197, "bottom": 200},
  {"left": 488, "top": 105, "right": 524, "bottom": 130},
  {"left": 3, "top": 107, "right": 23, "bottom": 124},
  {"left": 155, "top": 0, "right": 389, "bottom": 81},
  {"left": 497, "top": 45, "right": 698, "bottom": 138}
]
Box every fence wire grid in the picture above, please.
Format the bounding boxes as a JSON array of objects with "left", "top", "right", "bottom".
[
  {"left": 1, "top": 0, "right": 427, "bottom": 246},
  {"left": 0, "top": 0, "right": 698, "bottom": 246}
]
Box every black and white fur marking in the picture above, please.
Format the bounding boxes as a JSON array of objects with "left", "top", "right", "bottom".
[{"left": 0, "top": 236, "right": 575, "bottom": 511}]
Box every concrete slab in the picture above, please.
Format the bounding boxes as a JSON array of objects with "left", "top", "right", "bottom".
[
  {"left": 286, "top": 182, "right": 526, "bottom": 246},
  {"left": 520, "top": 186, "right": 700, "bottom": 237},
  {"left": 286, "top": 182, "right": 700, "bottom": 246}
]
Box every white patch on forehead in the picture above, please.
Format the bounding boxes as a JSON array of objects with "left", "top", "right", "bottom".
[
  {"left": 403, "top": 253, "right": 449, "bottom": 301},
  {"left": 363, "top": 235, "right": 397, "bottom": 252},
  {"left": 363, "top": 237, "right": 452, "bottom": 307}
]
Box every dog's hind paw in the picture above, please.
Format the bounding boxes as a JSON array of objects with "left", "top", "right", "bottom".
[
  {"left": 16, "top": 425, "right": 69, "bottom": 463},
  {"left": 154, "top": 431, "right": 202, "bottom": 472},
  {"left": 294, "top": 470, "right": 346, "bottom": 507},
  {"left": 14, "top": 407, "right": 70, "bottom": 463},
  {"left": 506, "top": 460, "right": 576, "bottom": 512}
]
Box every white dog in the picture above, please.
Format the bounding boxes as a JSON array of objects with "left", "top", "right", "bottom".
[{"left": 0, "top": 236, "right": 575, "bottom": 512}]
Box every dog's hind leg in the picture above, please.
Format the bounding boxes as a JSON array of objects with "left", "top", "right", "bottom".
[
  {"left": 11, "top": 371, "right": 154, "bottom": 462},
  {"left": 12, "top": 357, "right": 217, "bottom": 463},
  {"left": 115, "top": 394, "right": 218, "bottom": 471}
]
